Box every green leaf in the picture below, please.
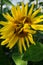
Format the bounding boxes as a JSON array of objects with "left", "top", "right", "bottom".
[
  {"left": 33, "top": 60, "right": 43, "bottom": 65},
  {"left": 22, "top": 43, "right": 43, "bottom": 62},
  {"left": 39, "top": 2, "right": 43, "bottom": 6},
  {"left": 0, "top": 46, "right": 11, "bottom": 65},
  {"left": 29, "top": 0, "right": 34, "bottom": 2},
  {"left": 3, "top": 0, "right": 13, "bottom": 6},
  {"left": 12, "top": 53, "right": 27, "bottom": 65}
]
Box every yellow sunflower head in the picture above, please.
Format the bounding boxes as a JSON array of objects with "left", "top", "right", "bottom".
[{"left": 0, "top": 3, "right": 43, "bottom": 53}]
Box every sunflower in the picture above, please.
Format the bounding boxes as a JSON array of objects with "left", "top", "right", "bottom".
[{"left": 0, "top": 3, "right": 43, "bottom": 53}]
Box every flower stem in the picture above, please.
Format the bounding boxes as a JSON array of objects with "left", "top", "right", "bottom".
[
  {"left": 12, "top": 53, "right": 27, "bottom": 65},
  {"left": 36, "top": 0, "right": 38, "bottom": 8},
  {"left": 1, "top": 0, "right": 3, "bottom": 13}
]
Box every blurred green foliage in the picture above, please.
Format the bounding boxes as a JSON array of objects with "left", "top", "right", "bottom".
[
  {"left": 39, "top": 2, "right": 43, "bottom": 6},
  {"left": 22, "top": 43, "right": 43, "bottom": 62},
  {"left": 0, "top": 46, "right": 11, "bottom": 65}
]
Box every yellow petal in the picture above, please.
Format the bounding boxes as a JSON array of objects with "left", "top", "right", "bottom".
[
  {"left": 9, "top": 36, "right": 18, "bottom": 49},
  {"left": 6, "top": 34, "right": 18, "bottom": 49},
  {"left": 18, "top": 39, "right": 22, "bottom": 53},
  {"left": 0, "top": 35, "right": 6, "bottom": 39},
  {"left": 0, "top": 24, "right": 14, "bottom": 32},
  {"left": 23, "top": 23, "right": 30, "bottom": 29},
  {"left": 29, "top": 29, "right": 36, "bottom": 34},
  {"left": 21, "top": 37, "right": 26, "bottom": 51},
  {"left": 0, "top": 26, "right": 9, "bottom": 32},
  {"left": 11, "top": 6, "right": 17, "bottom": 19},
  {"left": 33, "top": 15, "right": 43, "bottom": 23},
  {"left": 6, "top": 13, "right": 14, "bottom": 21},
  {"left": 39, "top": 15, "right": 43, "bottom": 19},
  {"left": 6, "top": 34, "right": 15, "bottom": 47},
  {"left": 0, "top": 31, "right": 14, "bottom": 39},
  {"left": 31, "top": 8, "right": 41, "bottom": 18},
  {"left": 25, "top": 37, "right": 30, "bottom": 48},
  {"left": 28, "top": 34, "right": 35, "bottom": 45},
  {"left": 34, "top": 15, "right": 43, "bottom": 20},
  {"left": 0, "top": 21, "right": 8, "bottom": 26},
  {"left": 33, "top": 19, "right": 43, "bottom": 23},
  {"left": 1, "top": 28, "right": 14, "bottom": 35},
  {"left": 22, "top": 17, "right": 26, "bottom": 24},
  {"left": 1, "top": 38, "right": 9, "bottom": 45},
  {"left": 25, "top": 3, "right": 28, "bottom": 15},
  {"left": 28, "top": 3, "right": 34, "bottom": 16},
  {"left": 16, "top": 5, "right": 21, "bottom": 16},
  {"left": 3, "top": 13, "right": 8, "bottom": 20},
  {"left": 31, "top": 25, "right": 43, "bottom": 30},
  {"left": 24, "top": 29, "right": 36, "bottom": 34},
  {"left": 3, "top": 13, "right": 14, "bottom": 21},
  {"left": 21, "top": 2, "right": 25, "bottom": 15}
]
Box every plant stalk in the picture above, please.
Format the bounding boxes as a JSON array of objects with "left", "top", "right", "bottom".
[
  {"left": 36, "top": 0, "right": 38, "bottom": 8},
  {"left": 1, "top": 0, "right": 3, "bottom": 13}
]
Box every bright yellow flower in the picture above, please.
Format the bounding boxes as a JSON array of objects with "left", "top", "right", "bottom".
[{"left": 0, "top": 3, "right": 43, "bottom": 53}]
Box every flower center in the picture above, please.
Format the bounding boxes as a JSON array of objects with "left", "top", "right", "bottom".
[
  {"left": 19, "top": 16, "right": 32, "bottom": 24},
  {"left": 14, "top": 16, "right": 32, "bottom": 37},
  {"left": 25, "top": 17, "right": 32, "bottom": 24}
]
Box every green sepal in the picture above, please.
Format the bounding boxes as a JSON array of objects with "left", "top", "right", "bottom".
[{"left": 12, "top": 53, "right": 27, "bottom": 65}]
